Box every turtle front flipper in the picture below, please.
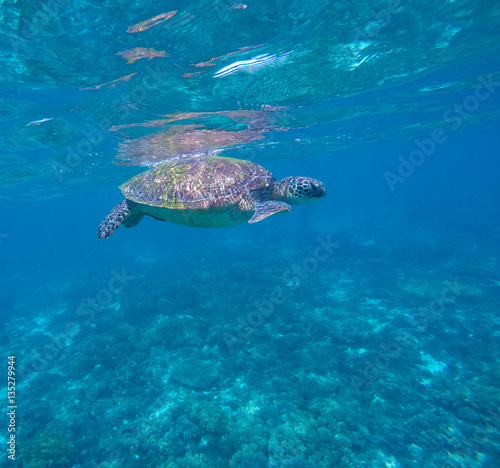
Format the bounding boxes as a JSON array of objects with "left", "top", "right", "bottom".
[
  {"left": 97, "top": 200, "right": 137, "bottom": 239},
  {"left": 248, "top": 201, "right": 291, "bottom": 223}
]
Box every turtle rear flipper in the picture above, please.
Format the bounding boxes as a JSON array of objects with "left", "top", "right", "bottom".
[
  {"left": 248, "top": 201, "right": 290, "bottom": 223},
  {"left": 97, "top": 200, "right": 137, "bottom": 239},
  {"left": 123, "top": 212, "right": 145, "bottom": 229}
]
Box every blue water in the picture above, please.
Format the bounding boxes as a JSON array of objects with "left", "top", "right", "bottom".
[{"left": 1, "top": 1, "right": 500, "bottom": 467}]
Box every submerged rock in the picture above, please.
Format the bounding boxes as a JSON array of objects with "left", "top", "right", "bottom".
[{"left": 171, "top": 359, "right": 219, "bottom": 390}]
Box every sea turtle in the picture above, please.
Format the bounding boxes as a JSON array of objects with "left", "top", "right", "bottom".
[{"left": 97, "top": 155, "right": 326, "bottom": 239}]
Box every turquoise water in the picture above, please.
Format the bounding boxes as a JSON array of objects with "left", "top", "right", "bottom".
[{"left": 1, "top": 0, "right": 500, "bottom": 466}]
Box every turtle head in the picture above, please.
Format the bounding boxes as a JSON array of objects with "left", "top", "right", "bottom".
[{"left": 275, "top": 176, "right": 326, "bottom": 205}]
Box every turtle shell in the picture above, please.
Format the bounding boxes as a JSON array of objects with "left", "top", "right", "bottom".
[{"left": 120, "top": 156, "right": 273, "bottom": 210}]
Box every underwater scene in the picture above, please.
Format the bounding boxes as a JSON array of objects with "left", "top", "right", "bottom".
[{"left": 1, "top": 0, "right": 500, "bottom": 467}]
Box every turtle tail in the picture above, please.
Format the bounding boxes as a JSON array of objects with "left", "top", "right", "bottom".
[{"left": 97, "top": 200, "right": 135, "bottom": 239}]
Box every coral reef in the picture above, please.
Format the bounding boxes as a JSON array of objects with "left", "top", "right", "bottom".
[
  {"left": 6, "top": 219, "right": 500, "bottom": 467},
  {"left": 20, "top": 431, "right": 75, "bottom": 468}
]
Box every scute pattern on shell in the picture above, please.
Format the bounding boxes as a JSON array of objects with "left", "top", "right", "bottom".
[{"left": 120, "top": 156, "right": 273, "bottom": 210}]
